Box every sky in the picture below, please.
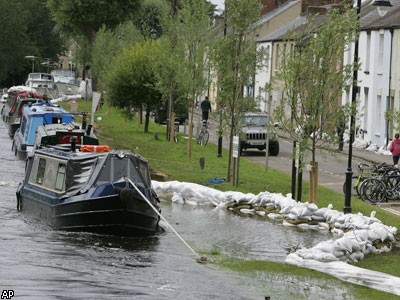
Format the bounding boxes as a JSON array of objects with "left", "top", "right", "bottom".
[{"left": 210, "top": 0, "right": 224, "bottom": 11}]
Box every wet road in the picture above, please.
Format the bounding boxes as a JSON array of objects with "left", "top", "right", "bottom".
[{"left": 0, "top": 119, "right": 356, "bottom": 299}]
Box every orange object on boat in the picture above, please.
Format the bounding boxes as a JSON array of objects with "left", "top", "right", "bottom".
[{"left": 81, "top": 145, "right": 110, "bottom": 152}]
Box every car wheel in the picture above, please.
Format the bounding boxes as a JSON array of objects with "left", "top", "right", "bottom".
[{"left": 269, "top": 142, "right": 279, "bottom": 156}]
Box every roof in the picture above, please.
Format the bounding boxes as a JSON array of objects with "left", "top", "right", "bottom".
[
  {"left": 258, "top": 0, "right": 400, "bottom": 42},
  {"left": 360, "top": 0, "right": 400, "bottom": 30},
  {"left": 258, "top": 14, "right": 326, "bottom": 42},
  {"left": 252, "top": 0, "right": 301, "bottom": 29}
]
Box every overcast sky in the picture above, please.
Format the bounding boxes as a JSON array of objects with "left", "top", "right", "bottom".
[{"left": 210, "top": 0, "right": 224, "bottom": 11}]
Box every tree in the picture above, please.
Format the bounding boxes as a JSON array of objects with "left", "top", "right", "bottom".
[
  {"left": 46, "top": 0, "right": 141, "bottom": 44},
  {"left": 175, "top": 0, "right": 213, "bottom": 157},
  {"left": 107, "top": 40, "right": 163, "bottom": 133},
  {"left": 92, "top": 22, "right": 143, "bottom": 91},
  {"left": 211, "top": 0, "right": 264, "bottom": 183},
  {"left": 0, "top": 0, "right": 63, "bottom": 86},
  {"left": 274, "top": 7, "right": 358, "bottom": 203}
]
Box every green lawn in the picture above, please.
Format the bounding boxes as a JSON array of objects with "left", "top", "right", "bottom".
[{"left": 74, "top": 100, "right": 400, "bottom": 299}]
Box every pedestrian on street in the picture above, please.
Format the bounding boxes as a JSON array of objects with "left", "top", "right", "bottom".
[
  {"left": 389, "top": 133, "right": 400, "bottom": 166},
  {"left": 200, "top": 96, "right": 211, "bottom": 122},
  {"left": 336, "top": 111, "right": 346, "bottom": 152}
]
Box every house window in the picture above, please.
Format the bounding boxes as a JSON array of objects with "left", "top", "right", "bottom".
[
  {"left": 55, "top": 163, "right": 66, "bottom": 191},
  {"left": 376, "top": 95, "right": 381, "bottom": 135},
  {"left": 274, "top": 44, "right": 280, "bottom": 73},
  {"left": 265, "top": 45, "right": 270, "bottom": 70},
  {"left": 378, "top": 32, "right": 384, "bottom": 74},
  {"left": 365, "top": 32, "right": 371, "bottom": 72},
  {"left": 363, "top": 87, "right": 369, "bottom": 134},
  {"left": 36, "top": 158, "right": 46, "bottom": 184}
]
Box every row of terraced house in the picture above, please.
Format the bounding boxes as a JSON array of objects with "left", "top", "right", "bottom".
[{"left": 210, "top": 0, "right": 400, "bottom": 148}]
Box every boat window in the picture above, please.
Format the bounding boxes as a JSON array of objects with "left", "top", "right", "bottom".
[
  {"left": 36, "top": 158, "right": 46, "bottom": 184},
  {"left": 96, "top": 156, "right": 144, "bottom": 185},
  {"left": 55, "top": 163, "right": 66, "bottom": 191},
  {"left": 138, "top": 160, "right": 151, "bottom": 185}
]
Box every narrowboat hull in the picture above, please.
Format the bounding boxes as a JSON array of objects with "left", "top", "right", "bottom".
[{"left": 17, "top": 189, "right": 161, "bottom": 236}]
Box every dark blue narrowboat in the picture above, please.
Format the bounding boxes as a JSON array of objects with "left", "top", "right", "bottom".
[{"left": 16, "top": 145, "right": 161, "bottom": 236}]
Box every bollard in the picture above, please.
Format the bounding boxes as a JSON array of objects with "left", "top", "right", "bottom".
[
  {"left": 153, "top": 132, "right": 158, "bottom": 140},
  {"left": 199, "top": 157, "right": 205, "bottom": 170}
]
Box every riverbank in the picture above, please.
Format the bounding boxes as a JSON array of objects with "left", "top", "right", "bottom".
[{"left": 78, "top": 100, "right": 399, "bottom": 299}]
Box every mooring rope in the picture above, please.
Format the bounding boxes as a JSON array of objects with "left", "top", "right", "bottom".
[{"left": 125, "top": 177, "right": 208, "bottom": 264}]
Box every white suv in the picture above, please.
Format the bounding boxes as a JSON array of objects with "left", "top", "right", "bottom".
[{"left": 238, "top": 112, "right": 279, "bottom": 156}]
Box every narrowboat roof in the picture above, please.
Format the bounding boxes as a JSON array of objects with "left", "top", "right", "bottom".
[
  {"left": 22, "top": 103, "right": 69, "bottom": 116},
  {"left": 34, "top": 147, "right": 146, "bottom": 162},
  {"left": 31, "top": 147, "right": 151, "bottom": 198}
]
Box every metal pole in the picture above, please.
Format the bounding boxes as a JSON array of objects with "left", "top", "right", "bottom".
[{"left": 344, "top": 0, "right": 361, "bottom": 214}]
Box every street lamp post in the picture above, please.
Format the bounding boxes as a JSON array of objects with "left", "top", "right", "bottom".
[
  {"left": 344, "top": 0, "right": 392, "bottom": 214},
  {"left": 25, "top": 55, "right": 38, "bottom": 73}
]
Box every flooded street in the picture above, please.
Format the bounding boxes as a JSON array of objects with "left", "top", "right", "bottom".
[{"left": 0, "top": 119, "right": 357, "bottom": 299}]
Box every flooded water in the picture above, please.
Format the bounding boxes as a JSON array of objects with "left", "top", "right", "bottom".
[{"left": 0, "top": 119, "right": 358, "bottom": 299}]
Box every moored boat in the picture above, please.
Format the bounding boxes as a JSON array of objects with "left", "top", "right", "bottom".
[
  {"left": 25, "top": 73, "right": 59, "bottom": 99},
  {"left": 12, "top": 103, "right": 75, "bottom": 159},
  {"left": 16, "top": 145, "right": 161, "bottom": 236},
  {"left": 8, "top": 97, "right": 45, "bottom": 138},
  {"left": 34, "top": 121, "right": 98, "bottom": 151}
]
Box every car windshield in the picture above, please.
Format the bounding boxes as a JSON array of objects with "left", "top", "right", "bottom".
[{"left": 242, "top": 115, "right": 270, "bottom": 126}]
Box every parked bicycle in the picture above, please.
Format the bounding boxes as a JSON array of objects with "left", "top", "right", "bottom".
[
  {"left": 360, "top": 167, "right": 400, "bottom": 204},
  {"left": 197, "top": 120, "right": 209, "bottom": 146},
  {"left": 342, "top": 162, "right": 387, "bottom": 197}
]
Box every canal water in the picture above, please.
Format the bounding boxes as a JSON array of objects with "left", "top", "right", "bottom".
[{"left": 0, "top": 120, "right": 357, "bottom": 299}]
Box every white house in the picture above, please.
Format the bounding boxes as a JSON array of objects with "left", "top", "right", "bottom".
[{"left": 342, "top": 0, "right": 400, "bottom": 147}]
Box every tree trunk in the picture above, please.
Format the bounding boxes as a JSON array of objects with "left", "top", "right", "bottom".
[
  {"left": 308, "top": 161, "right": 318, "bottom": 204},
  {"left": 144, "top": 108, "right": 150, "bottom": 133}
]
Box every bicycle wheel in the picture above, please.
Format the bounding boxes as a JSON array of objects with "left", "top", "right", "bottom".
[
  {"left": 361, "top": 178, "right": 386, "bottom": 204},
  {"left": 197, "top": 132, "right": 203, "bottom": 145},
  {"left": 201, "top": 130, "right": 209, "bottom": 146}
]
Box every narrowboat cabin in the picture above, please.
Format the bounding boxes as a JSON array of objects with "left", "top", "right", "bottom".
[
  {"left": 8, "top": 98, "right": 45, "bottom": 138},
  {"left": 16, "top": 146, "right": 161, "bottom": 236},
  {"left": 12, "top": 104, "right": 74, "bottom": 159}
]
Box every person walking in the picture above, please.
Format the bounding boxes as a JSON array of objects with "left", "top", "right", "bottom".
[
  {"left": 200, "top": 96, "right": 211, "bottom": 121},
  {"left": 389, "top": 133, "right": 400, "bottom": 166},
  {"left": 336, "top": 111, "right": 346, "bottom": 152}
]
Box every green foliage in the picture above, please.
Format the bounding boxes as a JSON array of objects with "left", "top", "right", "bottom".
[
  {"left": 106, "top": 40, "right": 163, "bottom": 132},
  {"left": 133, "top": 0, "right": 169, "bottom": 38},
  {"left": 210, "top": 0, "right": 264, "bottom": 179},
  {"left": 46, "top": 0, "right": 141, "bottom": 43},
  {"left": 274, "top": 7, "right": 358, "bottom": 162},
  {"left": 212, "top": 0, "right": 263, "bottom": 122},
  {"left": 385, "top": 109, "right": 400, "bottom": 135},
  {"left": 92, "top": 22, "right": 143, "bottom": 91},
  {"left": 0, "top": 0, "right": 64, "bottom": 85}
]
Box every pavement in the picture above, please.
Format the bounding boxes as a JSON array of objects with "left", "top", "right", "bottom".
[{"left": 188, "top": 109, "right": 400, "bottom": 216}]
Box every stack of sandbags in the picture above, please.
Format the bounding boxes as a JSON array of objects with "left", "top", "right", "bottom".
[{"left": 152, "top": 180, "right": 398, "bottom": 264}]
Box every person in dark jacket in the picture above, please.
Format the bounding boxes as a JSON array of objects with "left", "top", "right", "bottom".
[
  {"left": 389, "top": 133, "right": 400, "bottom": 165},
  {"left": 200, "top": 96, "right": 211, "bottom": 121}
]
